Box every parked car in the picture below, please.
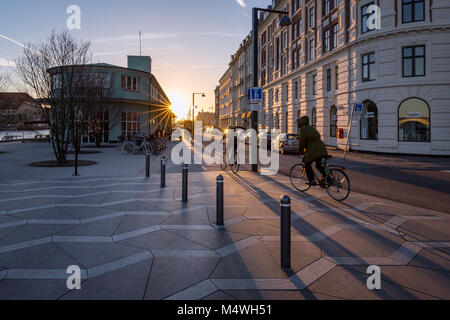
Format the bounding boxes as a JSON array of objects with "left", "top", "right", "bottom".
[{"left": 276, "top": 133, "right": 300, "bottom": 155}]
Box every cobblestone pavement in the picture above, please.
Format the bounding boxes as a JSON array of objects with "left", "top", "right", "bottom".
[{"left": 0, "top": 167, "right": 449, "bottom": 300}]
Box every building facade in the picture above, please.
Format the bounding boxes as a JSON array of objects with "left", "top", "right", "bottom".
[
  {"left": 48, "top": 56, "right": 173, "bottom": 144},
  {"left": 218, "top": 67, "right": 232, "bottom": 129},
  {"left": 256, "top": 0, "right": 450, "bottom": 155}
]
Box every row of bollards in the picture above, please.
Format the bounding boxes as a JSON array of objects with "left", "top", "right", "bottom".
[
  {"left": 145, "top": 155, "right": 167, "bottom": 189},
  {"left": 148, "top": 156, "right": 292, "bottom": 270}
]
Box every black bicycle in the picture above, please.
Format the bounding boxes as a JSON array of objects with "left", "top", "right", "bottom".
[{"left": 289, "top": 155, "right": 351, "bottom": 201}]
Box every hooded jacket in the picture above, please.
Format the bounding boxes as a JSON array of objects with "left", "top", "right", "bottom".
[{"left": 297, "top": 116, "right": 328, "bottom": 163}]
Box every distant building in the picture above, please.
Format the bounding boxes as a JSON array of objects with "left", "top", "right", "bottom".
[
  {"left": 0, "top": 93, "right": 43, "bottom": 130},
  {"left": 218, "top": 67, "right": 232, "bottom": 129},
  {"left": 48, "top": 55, "right": 173, "bottom": 143},
  {"left": 214, "top": 86, "right": 220, "bottom": 128},
  {"left": 196, "top": 111, "right": 215, "bottom": 127}
]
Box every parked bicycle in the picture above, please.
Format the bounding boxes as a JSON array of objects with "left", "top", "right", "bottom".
[
  {"left": 289, "top": 155, "right": 351, "bottom": 201},
  {"left": 221, "top": 147, "right": 240, "bottom": 174},
  {"left": 122, "top": 134, "right": 154, "bottom": 155}
]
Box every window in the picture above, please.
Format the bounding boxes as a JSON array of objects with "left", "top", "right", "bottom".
[
  {"left": 398, "top": 98, "right": 430, "bottom": 142},
  {"left": 292, "top": 49, "right": 298, "bottom": 70},
  {"left": 361, "top": 2, "right": 375, "bottom": 34},
  {"left": 293, "top": 79, "right": 299, "bottom": 100},
  {"left": 403, "top": 45, "right": 425, "bottom": 77},
  {"left": 285, "top": 112, "right": 289, "bottom": 132},
  {"left": 332, "top": 24, "right": 339, "bottom": 48},
  {"left": 362, "top": 52, "right": 375, "bottom": 82},
  {"left": 324, "top": 29, "right": 330, "bottom": 53},
  {"left": 311, "top": 108, "right": 317, "bottom": 128},
  {"left": 121, "top": 112, "right": 141, "bottom": 140},
  {"left": 309, "top": 7, "right": 315, "bottom": 28},
  {"left": 326, "top": 68, "right": 332, "bottom": 91},
  {"left": 275, "top": 38, "right": 280, "bottom": 71},
  {"left": 402, "top": 0, "right": 425, "bottom": 23},
  {"left": 121, "top": 75, "right": 140, "bottom": 91},
  {"left": 335, "top": 65, "right": 339, "bottom": 89},
  {"left": 360, "top": 100, "right": 378, "bottom": 140},
  {"left": 324, "top": 0, "right": 330, "bottom": 15},
  {"left": 312, "top": 74, "right": 317, "bottom": 95},
  {"left": 333, "top": 0, "right": 339, "bottom": 9},
  {"left": 275, "top": 89, "right": 279, "bottom": 102},
  {"left": 330, "top": 106, "right": 337, "bottom": 137},
  {"left": 309, "top": 38, "right": 315, "bottom": 61}
]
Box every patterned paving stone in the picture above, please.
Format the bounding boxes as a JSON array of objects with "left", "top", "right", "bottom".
[
  {"left": 211, "top": 242, "right": 287, "bottom": 279},
  {"left": 145, "top": 257, "right": 220, "bottom": 300},
  {"left": 399, "top": 220, "right": 450, "bottom": 242},
  {"left": 0, "top": 279, "right": 69, "bottom": 300},
  {"left": 61, "top": 259, "right": 152, "bottom": 300},
  {"left": 169, "top": 229, "right": 250, "bottom": 250},
  {"left": 113, "top": 215, "right": 170, "bottom": 235},
  {"left": 0, "top": 243, "right": 78, "bottom": 269},
  {"left": 56, "top": 217, "right": 125, "bottom": 237},
  {"left": 118, "top": 229, "right": 210, "bottom": 251},
  {"left": 321, "top": 229, "right": 405, "bottom": 258},
  {"left": 8, "top": 207, "right": 77, "bottom": 221},
  {"left": 224, "top": 220, "right": 281, "bottom": 237},
  {"left": 162, "top": 207, "right": 210, "bottom": 225},
  {"left": 263, "top": 241, "right": 322, "bottom": 273},
  {"left": 223, "top": 289, "right": 337, "bottom": 300},
  {"left": 60, "top": 206, "right": 120, "bottom": 220},
  {"left": 201, "top": 290, "right": 236, "bottom": 300},
  {"left": 54, "top": 242, "right": 148, "bottom": 268},
  {"left": 308, "top": 266, "right": 438, "bottom": 300},
  {"left": 0, "top": 224, "right": 73, "bottom": 247},
  {"left": 408, "top": 247, "right": 450, "bottom": 273}
]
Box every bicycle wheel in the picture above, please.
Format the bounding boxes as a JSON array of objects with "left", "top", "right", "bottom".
[
  {"left": 122, "top": 142, "right": 136, "bottom": 154},
  {"left": 325, "top": 168, "right": 351, "bottom": 202},
  {"left": 231, "top": 155, "right": 240, "bottom": 174},
  {"left": 220, "top": 152, "right": 227, "bottom": 170},
  {"left": 290, "top": 163, "right": 311, "bottom": 192}
]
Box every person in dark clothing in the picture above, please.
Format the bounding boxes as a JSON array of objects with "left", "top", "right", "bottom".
[{"left": 297, "top": 116, "right": 329, "bottom": 186}]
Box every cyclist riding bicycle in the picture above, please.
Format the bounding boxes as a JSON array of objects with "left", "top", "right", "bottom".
[{"left": 297, "top": 116, "right": 328, "bottom": 186}]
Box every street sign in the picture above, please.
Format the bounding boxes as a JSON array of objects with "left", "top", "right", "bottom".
[
  {"left": 250, "top": 104, "right": 262, "bottom": 111},
  {"left": 249, "top": 87, "right": 263, "bottom": 104},
  {"left": 354, "top": 103, "right": 363, "bottom": 115}
]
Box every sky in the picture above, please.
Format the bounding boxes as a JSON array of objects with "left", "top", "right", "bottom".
[{"left": 0, "top": 0, "right": 266, "bottom": 119}]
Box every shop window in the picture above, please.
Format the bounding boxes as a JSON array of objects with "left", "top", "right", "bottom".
[
  {"left": 398, "top": 98, "right": 430, "bottom": 142},
  {"left": 360, "top": 100, "right": 378, "bottom": 140}
]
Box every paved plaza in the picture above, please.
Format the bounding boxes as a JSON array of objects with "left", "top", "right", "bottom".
[{"left": 0, "top": 142, "right": 449, "bottom": 300}]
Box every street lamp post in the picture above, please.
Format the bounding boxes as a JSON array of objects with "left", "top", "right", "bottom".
[
  {"left": 251, "top": 7, "right": 291, "bottom": 172},
  {"left": 192, "top": 92, "right": 205, "bottom": 134}
]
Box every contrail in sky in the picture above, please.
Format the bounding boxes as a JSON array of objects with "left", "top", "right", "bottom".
[{"left": 235, "top": 0, "right": 247, "bottom": 8}]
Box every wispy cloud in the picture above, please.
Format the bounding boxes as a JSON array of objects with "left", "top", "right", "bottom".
[
  {"left": 0, "top": 58, "right": 16, "bottom": 67},
  {"left": 235, "top": 0, "right": 247, "bottom": 8},
  {"left": 93, "top": 31, "right": 241, "bottom": 44}
]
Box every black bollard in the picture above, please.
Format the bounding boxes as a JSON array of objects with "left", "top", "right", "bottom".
[
  {"left": 280, "top": 195, "right": 291, "bottom": 269},
  {"left": 161, "top": 156, "right": 166, "bottom": 188},
  {"left": 182, "top": 164, "right": 188, "bottom": 202},
  {"left": 216, "top": 175, "right": 224, "bottom": 226},
  {"left": 146, "top": 153, "right": 150, "bottom": 178}
]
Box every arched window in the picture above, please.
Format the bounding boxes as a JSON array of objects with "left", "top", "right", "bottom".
[
  {"left": 311, "top": 108, "right": 317, "bottom": 128},
  {"left": 360, "top": 100, "right": 378, "bottom": 140},
  {"left": 398, "top": 98, "right": 430, "bottom": 142},
  {"left": 330, "top": 106, "right": 337, "bottom": 137}
]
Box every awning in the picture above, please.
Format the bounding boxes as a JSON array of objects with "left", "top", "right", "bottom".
[{"left": 241, "top": 112, "right": 254, "bottom": 119}]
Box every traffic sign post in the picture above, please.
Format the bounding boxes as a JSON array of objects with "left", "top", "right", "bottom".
[{"left": 344, "top": 103, "right": 364, "bottom": 160}]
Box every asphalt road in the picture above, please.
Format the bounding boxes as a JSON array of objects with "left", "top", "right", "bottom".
[{"left": 194, "top": 138, "right": 450, "bottom": 213}]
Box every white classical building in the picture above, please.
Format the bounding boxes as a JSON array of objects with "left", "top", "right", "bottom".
[{"left": 258, "top": 0, "right": 450, "bottom": 155}]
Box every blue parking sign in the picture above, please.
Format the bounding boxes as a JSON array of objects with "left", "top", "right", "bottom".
[
  {"left": 354, "top": 103, "right": 363, "bottom": 115},
  {"left": 249, "top": 87, "right": 262, "bottom": 104}
]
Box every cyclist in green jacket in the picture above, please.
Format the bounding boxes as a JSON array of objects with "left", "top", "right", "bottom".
[{"left": 297, "top": 116, "right": 328, "bottom": 186}]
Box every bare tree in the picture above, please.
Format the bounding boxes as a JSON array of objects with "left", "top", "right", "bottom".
[
  {"left": 79, "top": 72, "right": 120, "bottom": 148},
  {"left": 15, "top": 30, "right": 92, "bottom": 163}
]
